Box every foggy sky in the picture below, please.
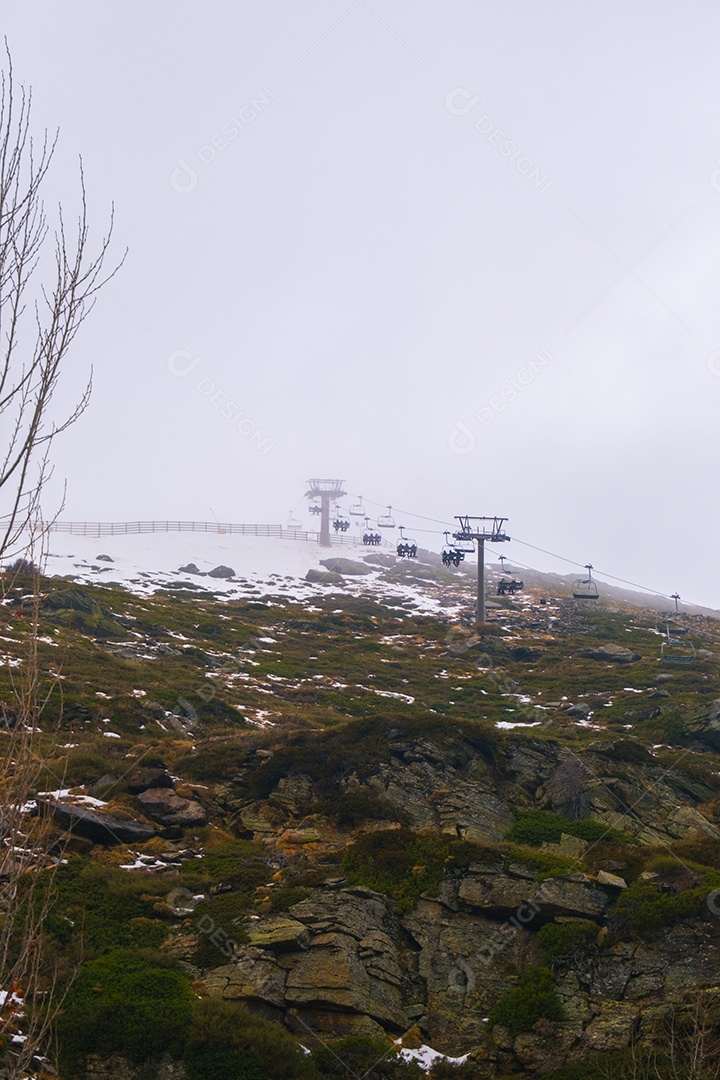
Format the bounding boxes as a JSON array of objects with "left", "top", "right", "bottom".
[{"left": 4, "top": 2, "right": 720, "bottom": 607}]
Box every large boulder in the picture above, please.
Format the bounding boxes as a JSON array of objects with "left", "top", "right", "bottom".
[
  {"left": 126, "top": 767, "right": 174, "bottom": 794},
  {"left": 136, "top": 788, "right": 207, "bottom": 827},
  {"left": 585, "top": 644, "right": 641, "bottom": 664},
  {"left": 305, "top": 569, "right": 344, "bottom": 584},
  {"left": 458, "top": 865, "right": 607, "bottom": 924},
  {"left": 683, "top": 699, "right": 720, "bottom": 750},
  {"left": 37, "top": 799, "right": 155, "bottom": 845},
  {"left": 319, "top": 558, "right": 373, "bottom": 576},
  {"left": 201, "top": 886, "right": 407, "bottom": 1035},
  {"left": 208, "top": 564, "right": 235, "bottom": 579}
]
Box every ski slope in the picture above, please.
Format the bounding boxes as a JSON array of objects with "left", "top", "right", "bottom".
[{"left": 40, "top": 529, "right": 471, "bottom": 620}]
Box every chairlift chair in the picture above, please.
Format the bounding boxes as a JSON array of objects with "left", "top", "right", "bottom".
[
  {"left": 286, "top": 511, "right": 302, "bottom": 530},
  {"left": 396, "top": 526, "right": 418, "bottom": 559},
  {"left": 661, "top": 629, "right": 696, "bottom": 666},
  {"left": 572, "top": 563, "right": 599, "bottom": 600},
  {"left": 332, "top": 505, "right": 350, "bottom": 533},
  {"left": 377, "top": 505, "right": 396, "bottom": 529},
  {"left": 349, "top": 496, "right": 366, "bottom": 517},
  {"left": 441, "top": 531, "right": 465, "bottom": 568},
  {"left": 308, "top": 500, "right": 322, "bottom": 516},
  {"left": 498, "top": 578, "right": 524, "bottom": 596}
]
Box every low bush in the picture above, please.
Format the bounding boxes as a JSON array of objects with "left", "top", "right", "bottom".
[
  {"left": 314, "top": 1035, "right": 416, "bottom": 1078},
  {"left": 42, "top": 858, "right": 169, "bottom": 957},
  {"left": 311, "top": 788, "right": 408, "bottom": 827},
  {"left": 613, "top": 880, "right": 709, "bottom": 939},
  {"left": 185, "top": 998, "right": 317, "bottom": 1080},
  {"left": 506, "top": 810, "right": 628, "bottom": 848},
  {"left": 341, "top": 829, "right": 498, "bottom": 914},
  {"left": 489, "top": 966, "right": 565, "bottom": 1035},
  {"left": 57, "top": 949, "right": 194, "bottom": 1075},
  {"left": 537, "top": 920, "right": 598, "bottom": 961}
]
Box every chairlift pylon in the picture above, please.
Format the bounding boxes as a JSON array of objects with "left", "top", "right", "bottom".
[{"left": 572, "top": 563, "right": 599, "bottom": 600}]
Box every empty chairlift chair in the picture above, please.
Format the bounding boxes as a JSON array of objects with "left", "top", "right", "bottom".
[
  {"left": 349, "top": 496, "right": 366, "bottom": 517},
  {"left": 377, "top": 505, "right": 396, "bottom": 529},
  {"left": 286, "top": 511, "right": 302, "bottom": 530},
  {"left": 572, "top": 563, "right": 599, "bottom": 600},
  {"left": 661, "top": 623, "right": 696, "bottom": 666}
]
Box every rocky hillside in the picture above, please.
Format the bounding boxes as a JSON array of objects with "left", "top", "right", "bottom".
[{"left": 2, "top": 555, "right": 720, "bottom": 1079}]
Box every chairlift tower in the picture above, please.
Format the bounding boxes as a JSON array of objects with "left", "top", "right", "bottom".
[
  {"left": 305, "top": 479, "right": 346, "bottom": 547},
  {"left": 453, "top": 515, "right": 510, "bottom": 627}
]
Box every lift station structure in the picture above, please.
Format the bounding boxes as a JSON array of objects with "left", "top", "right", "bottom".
[
  {"left": 453, "top": 515, "right": 510, "bottom": 626},
  {"left": 305, "top": 479, "right": 347, "bottom": 546}
]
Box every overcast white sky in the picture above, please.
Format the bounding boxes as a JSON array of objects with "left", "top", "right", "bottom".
[{"left": 4, "top": 2, "right": 720, "bottom": 606}]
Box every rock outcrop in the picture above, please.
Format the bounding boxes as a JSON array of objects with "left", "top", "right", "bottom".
[
  {"left": 136, "top": 788, "right": 207, "bottom": 827},
  {"left": 38, "top": 799, "right": 155, "bottom": 845}
]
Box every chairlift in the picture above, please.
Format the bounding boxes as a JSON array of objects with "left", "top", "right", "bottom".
[
  {"left": 498, "top": 578, "right": 524, "bottom": 596},
  {"left": 286, "top": 511, "right": 302, "bottom": 530},
  {"left": 377, "top": 505, "right": 396, "bottom": 529},
  {"left": 396, "top": 526, "right": 417, "bottom": 559},
  {"left": 572, "top": 563, "right": 599, "bottom": 600},
  {"left": 332, "top": 504, "right": 350, "bottom": 533},
  {"left": 349, "top": 496, "right": 366, "bottom": 517},
  {"left": 441, "top": 531, "right": 465, "bottom": 568},
  {"left": 308, "top": 499, "right": 322, "bottom": 516},
  {"left": 661, "top": 625, "right": 696, "bottom": 666}
]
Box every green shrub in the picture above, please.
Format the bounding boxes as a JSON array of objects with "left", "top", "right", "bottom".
[
  {"left": 614, "top": 881, "right": 708, "bottom": 938},
  {"left": 311, "top": 789, "right": 407, "bottom": 827},
  {"left": 314, "top": 1035, "right": 412, "bottom": 1078},
  {"left": 489, "top": 966, "right": 565, "bottom": 1035},
  {"left": 183, "top": 840, "right": 269, "bottom": 887},
  {"left": 57, "top": 949, "right": 194, "bottom": 1074},
  {"left": 173, "top": 741, "right": 250, "bottom": 781},
  {"left": 506, "top": 846, "right": 578, "bottom": 878},
  {"left": 537, "top": 920, "right": 598, "bottom": 961},
  {"left": 42, "top": 858, "right": 169, "bottom": 956},
  {"left": 184, "top": 1046, "right": 265, "bottom": 1080},
  {"left": 270, "top": 886, "right": 312, "bottom": 912},
  {"left": 341, "top": 829, "right": 498, "bottom": 914},
  {"left": 506, "top": 810, "right": 627, "bottom": 848},
  {"left": 185, "top": 998, "right": 317, "bottom": 1080}
]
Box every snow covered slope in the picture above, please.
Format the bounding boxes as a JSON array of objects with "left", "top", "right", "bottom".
[{"left": 41, "top": 530, "right": 471, "bottom": 620}]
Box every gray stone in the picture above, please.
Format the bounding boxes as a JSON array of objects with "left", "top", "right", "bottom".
[
  {"left": 127, "top": 767, "right": 174, "bottom": 794},
  {"left": 136, "top": 788, "right": 207, "bottom": 827},
  {"left": 208, "top": 564, "right": 235, "bottom": 579},
  {"left": 586, "top": 645, "right": 642, "bottom": 664},
  {"left": 319, "top": 558, "right": 373, "bottom": 576},
  {"left": 37, "top": 798, "right": 155, "bottom": 845},
  {"left": 596, "top": 870, "right": 627, "bottom": 889},
  {"left": 305, "top": 569, "right": 344, "bottom": 584}
]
